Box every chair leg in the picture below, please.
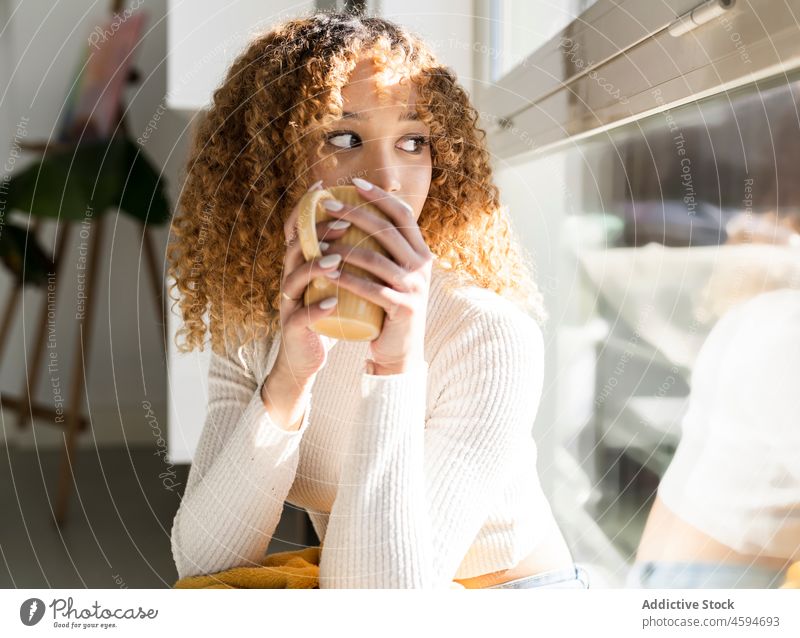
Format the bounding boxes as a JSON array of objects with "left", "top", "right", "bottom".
[
  {"left": 0, "top": 283, "right": 22, "bottom": 370},
  {"left": 0, "top": 219, "right": 42, "bottom": 370},
  {"left": 141, "top": 223, "right": 166, "bottom": 360},
  {"left": 53, "top": 216, "right": 105, "bottom": 528},
  {"left": 17, "top": 222, "right": 72, "bottom": 430}
]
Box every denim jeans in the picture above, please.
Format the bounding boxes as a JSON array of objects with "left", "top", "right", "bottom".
[
  {"left": 488, "top": 564, "right": 590, "bottom": 589},
  {"left": 625, "top": 561, "right": 787, "bottom": 589}
]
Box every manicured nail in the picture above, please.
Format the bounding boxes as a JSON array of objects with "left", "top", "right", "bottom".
[
  {"left": 328, "top": 220, "right": 351, "bottom": 230},
  {"left": 322, "top": 199, "right": 344, "bottom": 211},
  {"left": 324, "top": 269, "right": 341, "bottom": 279},
  {"left": 319, "top": 297, "right": 338, "bottom": 309},
  {"left": 352, "top": 177, "right": 373, "bottom": 190},
  {"left": 308, "top": 179, "right": 323, "bottom": 191},
  {"left": 319, "top": 253, "right": 342, "bottom": 268},
  {"left": 319, "top": 241, "right": 330, "bottom": 251}
]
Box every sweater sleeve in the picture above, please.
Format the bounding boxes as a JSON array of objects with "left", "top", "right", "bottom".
[
  {"left": 318, "top": 309, "right": 545, "bottom": 588},
  {"left": 170, "top": 340, "right": 312, "bottom": 580}
]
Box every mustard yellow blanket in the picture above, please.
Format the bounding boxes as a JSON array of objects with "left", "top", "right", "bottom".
[
  {"left": 173, "top": 544, "right": 470, "bottom": 589},
  {"left": 781, "top": 562, "right": 800, "bottom": 589},
  {"left": 174, "top": 546, "right": 321, "bottom": 589},
  {"left": 174, "top": 551, "right": 798, "bottom": 590}
]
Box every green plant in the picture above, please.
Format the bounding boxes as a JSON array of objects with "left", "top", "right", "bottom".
[{"left": 2, "top": 132, "right": 170, "bottom": 285}]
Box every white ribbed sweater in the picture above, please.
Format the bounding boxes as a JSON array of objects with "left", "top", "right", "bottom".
[{"left": 170, "top": 264, "right": 562, "bottom": 588}]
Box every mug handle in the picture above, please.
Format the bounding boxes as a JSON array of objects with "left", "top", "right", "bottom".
[{"left": 296, "top": 188, "right": 335, "bottom": 261}]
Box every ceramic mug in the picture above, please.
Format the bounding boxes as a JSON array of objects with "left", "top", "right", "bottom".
[{"left": 296, "top": 184, "right": 390, "bottom": 340}]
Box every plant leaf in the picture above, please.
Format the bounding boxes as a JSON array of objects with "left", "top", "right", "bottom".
[
  {"left": 4, "top": 134, "right": 171, "bottom": 225},
  {"left": 115, "top": 137, "right": 171, "bottom": 225},
  {"left": 5, "top": 136, "right": 127, "bottom": 220},
  {"left": 0, "top": 223, "right": 55, "bottom": 285}
]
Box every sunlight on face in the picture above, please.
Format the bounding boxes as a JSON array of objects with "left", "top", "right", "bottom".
[{"left": 309, "top": 56, "right": 432, "bottom": 222}]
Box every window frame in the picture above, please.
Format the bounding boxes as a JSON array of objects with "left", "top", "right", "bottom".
[{"left": 472, "top": 0, "right": 800, "bottom": 163}]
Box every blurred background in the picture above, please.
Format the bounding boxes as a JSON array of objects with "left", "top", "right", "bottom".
[{"left": 1, "top": 0, "right": 798, "bottom": 588}]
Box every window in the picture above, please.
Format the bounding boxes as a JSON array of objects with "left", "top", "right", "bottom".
[{"left": 496, "top": 71, "right": 800, "bottom": 585}]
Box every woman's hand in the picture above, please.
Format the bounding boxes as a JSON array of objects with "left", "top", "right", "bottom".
[
  {"left": 319, "top": 178, "right": 434, "bottom": 375},
  {"left": 274, "top": 182, "right": 354, "bottom": 384}
]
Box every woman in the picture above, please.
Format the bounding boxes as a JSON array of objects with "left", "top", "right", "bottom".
[
  {"left": 167, "top": 11, "right": 584, "bottom": 589},
  {"left": 629, "top": 287, "right": 800, "bottom": 588},
  {"left": 628, "top": 206, "right": 800, "bottom": 589}
]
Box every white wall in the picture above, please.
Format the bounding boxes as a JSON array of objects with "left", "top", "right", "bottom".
[
  {"left": 166, "top": 0, "right": 316, "bottom": 112},
  {"left": 1, "top": 0, "right": 191, "bottom": 450},
  {"left": 372, "top": 0, "right": 475, "bottom": 96},
  {"left": 165, "top": 0, "right": 474, "bottom": 109}
]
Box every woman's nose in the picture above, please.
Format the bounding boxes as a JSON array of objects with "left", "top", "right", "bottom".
[{"left": 363, "top": 170, "right": 401, "bottom": 193}]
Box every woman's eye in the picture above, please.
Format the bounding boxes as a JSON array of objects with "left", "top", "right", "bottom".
[
  {"left": 398, "top": 136, "right": 430, "bottom": 153},
  {"left": 326, "top": 132, "right": 360, "bottom": 150},
  {"left": 325, "top": 131, "right": 430, "bottom": 153}
]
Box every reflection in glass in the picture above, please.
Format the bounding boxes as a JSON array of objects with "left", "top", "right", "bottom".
[
  {"left": 630, "top": 288, "right": 800, "bottom": 589},
  {"left": 504, "top": 73, "right": 800, "bottom": 589}
]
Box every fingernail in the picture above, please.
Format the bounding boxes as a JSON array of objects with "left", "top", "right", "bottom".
[
  {"left": 324, "top": 269, "right": 341, "bottom": 279},
  {"left": 308, "top": 179, "right": 323, "bottom": 191},
  {"left": 319, "top": 253, "right": 342, "bottom": 268},
  {"left": 319, "top": 241, "right": 330, "bottom": 251},
  {"left": 328, "top": 220, "right": 351, "bottom": 230},
  {"left": 322, "top": 199, "right": 344, "bottom": 211},
  {"left": 352, "top": 177, "right": 373, "bottom": 190},
  {"left": 319, "top": 297, "right": 338, "bottom": 309}
]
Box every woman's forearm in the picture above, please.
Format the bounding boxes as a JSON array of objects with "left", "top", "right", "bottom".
[{"left": 260, "top": 367, "right": 313, "bottom": 431}]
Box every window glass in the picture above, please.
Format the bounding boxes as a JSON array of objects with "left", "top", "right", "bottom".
[{"left": 497, "top": 73, "right": 800, "bottom": 588}]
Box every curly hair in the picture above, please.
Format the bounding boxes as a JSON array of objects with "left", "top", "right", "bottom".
[{"left": 167, "top": 10, "right": 547, "bottom": 355}]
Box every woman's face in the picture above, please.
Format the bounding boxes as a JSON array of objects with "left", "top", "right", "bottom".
[{"left": 308, "top": 57, "right": 432, "bottom": 222}]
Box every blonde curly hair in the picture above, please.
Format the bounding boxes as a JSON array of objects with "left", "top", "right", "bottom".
[{"left": 167, "top": 10, "right": 547, "bottom": 355}]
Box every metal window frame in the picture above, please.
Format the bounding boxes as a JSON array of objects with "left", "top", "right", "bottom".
[{"left": 472, "top": 0, "right": 800, "bottom": 162}]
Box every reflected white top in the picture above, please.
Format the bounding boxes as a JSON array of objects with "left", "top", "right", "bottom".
[{"left": 658, "top": 288, "right": 800, "bottom": 560}]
